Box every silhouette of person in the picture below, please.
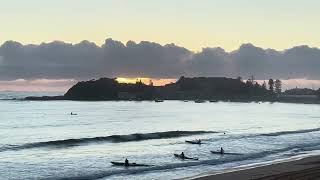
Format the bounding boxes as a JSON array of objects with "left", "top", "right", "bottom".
[
  {"left": 220, "top": 147, "right": 224, "bottom": 154},
  {"left": 180, "top": 152, "right": 185, "bottom": 158},
  {"left": 125, "top": 158, "right": 129, "bottom": 166}
]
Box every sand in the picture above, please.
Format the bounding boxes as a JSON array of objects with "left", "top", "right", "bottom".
[{"left": 187, "top": 155, "right": 320, "bottom": 180}]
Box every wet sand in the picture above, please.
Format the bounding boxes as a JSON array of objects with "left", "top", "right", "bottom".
[{"left": 188, "top": 155, "right": 320, "bottom": 180}]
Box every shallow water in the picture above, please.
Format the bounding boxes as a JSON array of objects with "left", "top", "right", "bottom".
[{"left": 1, "top": 92, "right": 320, "bottom": 179}]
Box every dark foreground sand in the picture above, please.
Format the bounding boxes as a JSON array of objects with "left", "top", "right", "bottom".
[{"left": 188, "top": 155, "right": 320, "bottom": 180}]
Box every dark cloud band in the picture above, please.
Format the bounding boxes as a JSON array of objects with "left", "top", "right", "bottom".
[{"left": 0, "top": 39, "right": 319, "bottom": 80}]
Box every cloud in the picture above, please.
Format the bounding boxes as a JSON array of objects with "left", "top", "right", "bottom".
[{"left": 1, "top": 39, "right": 320, "bottom": 81}]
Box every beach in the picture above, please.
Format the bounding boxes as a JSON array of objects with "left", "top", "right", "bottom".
[{"left": 190, "top": 155, "right": 320, "bottom": 180}]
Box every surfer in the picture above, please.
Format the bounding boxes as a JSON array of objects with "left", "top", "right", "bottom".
[
  {"left": 125, "top": 158, "right": 129, "bottom": 166},
  {"left": 180, "top": 152, "right": 185, "bottom": 158},
  {"left": 220, "top": 147, "right": 224, "bottom": 154}
]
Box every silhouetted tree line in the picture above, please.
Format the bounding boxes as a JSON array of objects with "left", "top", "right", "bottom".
[
  {"left": 64, "top": 78, "right": 155, "bottom": 100},
  {"left": 63, "top": 76, "right": 280, "bottom": 101},
  {"left": 268, "top": 79, "right": 282, "bottom": 94}
]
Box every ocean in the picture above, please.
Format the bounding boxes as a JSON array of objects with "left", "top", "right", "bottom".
[{"left": 1, "top": 92, "right": 320, "bottom": 179}]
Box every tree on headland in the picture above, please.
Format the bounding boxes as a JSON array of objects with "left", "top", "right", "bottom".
[
  {"left": 262, "top": 81, "right": 267, "bottom": 90},
  {"left": 275, "top": 79, "right": 282, "bottom": 94},
  {"left": 136, "top": 79, "right": 143, "bottom": 85},
  {"left": 254, "top": 82, "right": 260, "bottom": 90},
  {"left": 246, "top": 75, "right": 255, "bottom": 87},
  {"left": 149, "top": 80, "right": 154, "bottom": 86},
  {"left": 268, "top": 79, "right": 274, "bottom": 92},
  {"left": 246, "top": 78, "right": 253, "bottom": 86}
]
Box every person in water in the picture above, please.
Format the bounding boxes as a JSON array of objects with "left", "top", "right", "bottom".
[
  {"left": 220, "top": 147, "right": 224, "bottom": 154},
  {"left": 125, "top": 158, "right": 129, "bottom": 166},
  {"left": 180, "top": 152, "right": 185, "bottom": 158}
]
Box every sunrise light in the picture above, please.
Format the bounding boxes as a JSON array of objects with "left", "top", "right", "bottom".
[{"left": 116, "top": 77, "right": 176, "bottom": 86}]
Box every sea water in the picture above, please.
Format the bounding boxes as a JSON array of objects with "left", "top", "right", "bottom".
[{"left": 0, "top": 92, "right": 320, "bottom": 179}]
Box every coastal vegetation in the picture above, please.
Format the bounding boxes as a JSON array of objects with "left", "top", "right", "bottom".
[
  {"left": 24, "top": 76, "right": 320, "bottom": 103},
  {"left": 61, "top": 76, "right": 273, "bottom": 101}
]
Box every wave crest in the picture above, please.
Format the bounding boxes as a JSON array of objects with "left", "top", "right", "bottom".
[{"left": 1, "top": 130, "right": 215, "bottom": 152}]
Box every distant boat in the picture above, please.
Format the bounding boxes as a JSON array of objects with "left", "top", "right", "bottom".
[
  {"left": 70, "top": 112, "right": 77, "bottom": 115},
  {"left": 154, "top": 99, "right": 164, "bottom": 102},
  {"left": 209, "top": 100, "right": 218, "bottom": 102},
  {"left": 195, "top": 99, "right": 206, "bottom": 103}
]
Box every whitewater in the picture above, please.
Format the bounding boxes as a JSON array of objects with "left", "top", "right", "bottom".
[{"left": 1, "top": 92, "right": 320, "bottom": 179}]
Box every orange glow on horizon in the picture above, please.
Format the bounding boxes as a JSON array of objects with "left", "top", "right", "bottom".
[{"left": 116, "top": 77, "right": 176, "bottom": 86}]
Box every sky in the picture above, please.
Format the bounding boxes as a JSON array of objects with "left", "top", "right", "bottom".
[
  {"left": 1, "top": 0, "right": 320, "bottom": 51},
  {"left": 1, "top": 0, "right": 320, "bottom": 92}
]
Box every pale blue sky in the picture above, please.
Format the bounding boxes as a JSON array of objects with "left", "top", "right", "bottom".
[{"left": 1, "top": 0, "right": 320, "bottom": 51}]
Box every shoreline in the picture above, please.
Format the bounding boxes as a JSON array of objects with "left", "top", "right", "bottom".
[
  {"left": 187, "top": 154, "right": 320, "bottom": 180},
  {"left": 4, "top": 94, "right": 319, "bottom": 104},
  {"left": 8, "top": 96, "right": 320, "bottom": 104}
]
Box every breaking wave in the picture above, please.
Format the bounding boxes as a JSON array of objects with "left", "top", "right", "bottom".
[{"left": 0, "top": 130, "right": 215, "bottom": 152}]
